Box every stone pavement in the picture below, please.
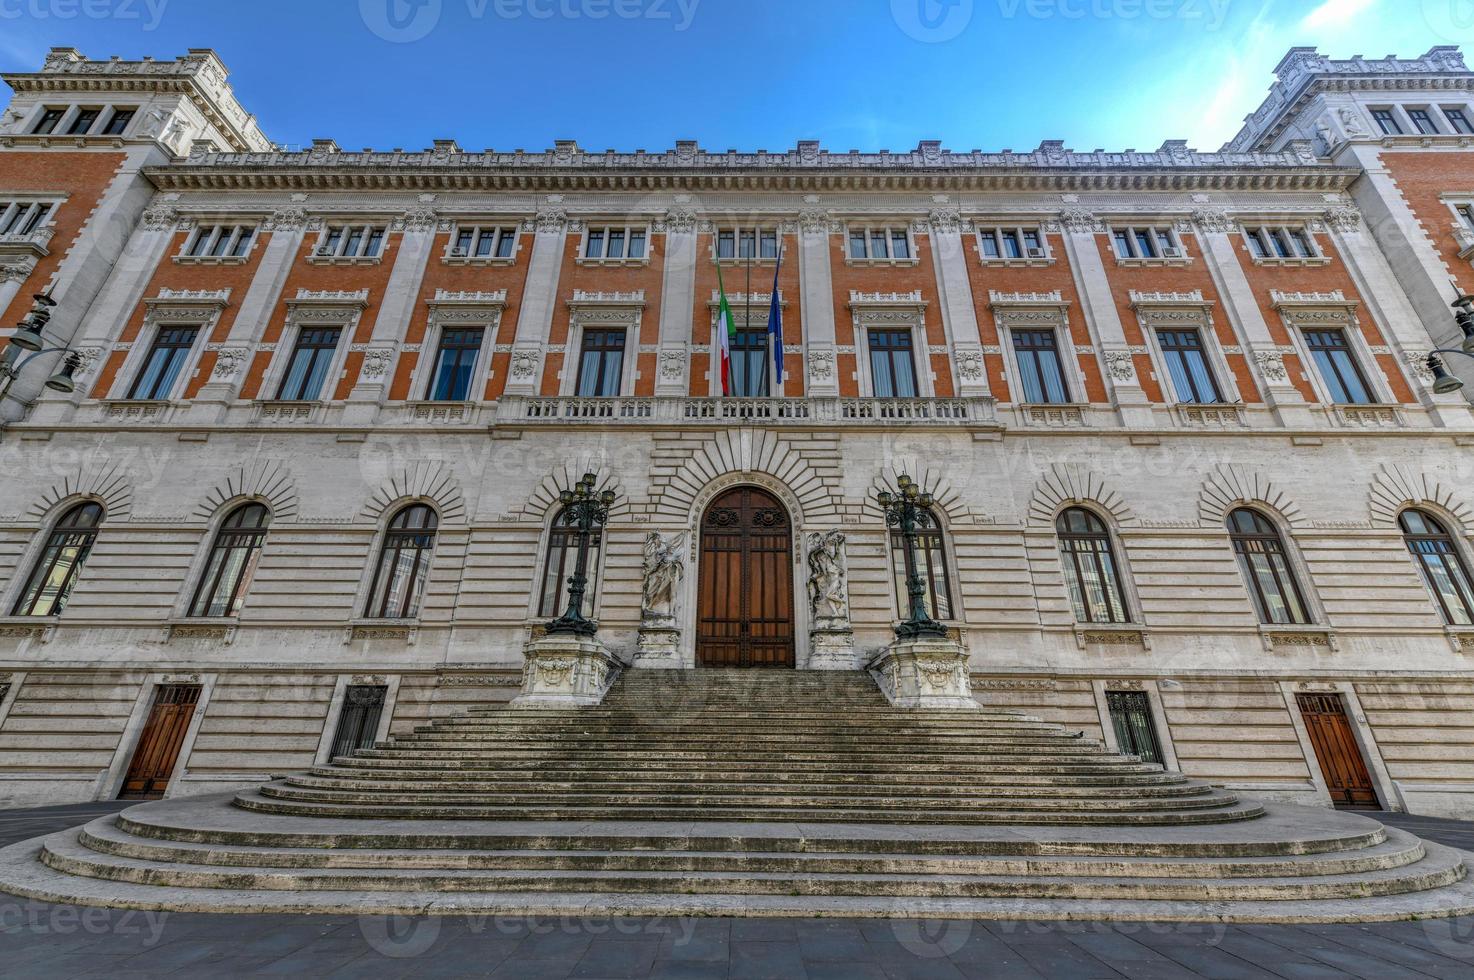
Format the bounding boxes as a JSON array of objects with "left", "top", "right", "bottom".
[{"left": 0, "top": 802, "right": 1471, "bottom": 978}]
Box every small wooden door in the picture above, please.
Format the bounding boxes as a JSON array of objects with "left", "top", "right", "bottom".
[
  {"left": 118, "top": 684, "right": 201, "bottom": 801},
  {"left": 1296, "top": 693, "right": 1380, "bottom": 809},
  {"left": 697, "top": 487, "right": 795, "bottom": 668}
]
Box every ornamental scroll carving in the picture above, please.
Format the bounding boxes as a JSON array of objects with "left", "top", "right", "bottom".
[
  {"left": 808, "top": 349, "right": 835, "bottom": 382},
  {"left": 358, "top": 348, "right": 395, "bottom": 382},
  {"left": 806, "top": 530, "right": 850, "bottom": 629},
  {"left": 955, "top": 349, "right": 985, "bottom": 383},
  {"left": 209, "top": 347, "right": 249, "bottom": 383},
  {"left": 510, "top": 349, "right": 541, "bottom": 381}
]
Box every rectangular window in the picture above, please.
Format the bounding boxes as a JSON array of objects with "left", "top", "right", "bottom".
[
  {"left": 1304, "top": 329, "right": 1376, "bottom": 405},
  {"left": 31, "top": 108, "right": 65, "bottom": 134},
  {"left": 1157, "top": 329, "right": 1223, "bottom": 404},
  {"left": 100, "top": 108, "right": 135, "bottom": 136},
  {"left": 716, "top": 228, "right": 779, "bottom": 261},
  {"left": 978, "top": 226, "right": 1048, "bottom": 261},
  {"left": 449, "top": 226, "right": 516, "bottom": 259},
  {"left": 575, "top": 328, "right": 626, "bottom": 397},
  {"left": 329, "top": 686, "right": 387, "bottom": 761},
  {"left": 317, "top": 225, "right": 386, "bottom": 259},
  {"left": 65, "top": 108, "right": 101, "bottom": 135},
  {"left": 1106, "top": 691, "right": 1164, "bottom": 767},
  {"left": 867, "top": 328, "right": 918, "bottom": 398},
  {"left": 276, "top": 326, "right": 341, "bottom": 401},
  {"left": 847, "top": 226, "right": 911, "bottom": 261},
  {"left": 891, "top": 526, "right": 952, "bottom": 621},
  {"left": 1243, "top": 226, "right": 1318, "bottom": 261},
  {"left": 1458, "top": 205, "right": 1474, "bottom": 232},
  {"left": 730, "top": 327, "right": 770, "bottom": 397},
  {"left": 182, "top": 225, "right": 255, "bottom": 259},
  {"left": 1445, "top": 108, "right": 1474, "bottom": 135},
  {"left": 1012, "top": 328, "right": 1071, "bottom": 404},
  {"left": 1408, "top": 109, "right": 1440, "bottom": 135},
  {"left": 128, "top": 325, "right": 200, "bottom": 400},
  {"left": 1372, "top": 109, "right": 1403, "bottom": 135},
  {"left": 583, "top": 226, "right": 646, "bottom": 261},
  {"left": 0, "top": 202, "right": 54, "bottom": 236},
  {"left": 428, "top": 327, "right": 484, "bottom": 401},
  {"left": 1111, "top": 226, "right": 1180, "bottom": 260}
]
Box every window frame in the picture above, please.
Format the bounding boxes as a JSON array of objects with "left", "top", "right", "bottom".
[
  {"left": 535, "top": 505, "right": 606, "bottom": 620},
  {"left": 12, "top": 501, "right": 105, "bottom": 618},
  {"left": 445, "top": 224, "right": 520, "bottom": 264},
  {"left": 30, "top": 107, "right": 66, "bottom": 135},
  {"left": 864, "top": 326, "right": 922, "bottom": 399},
  {"left": 1055, "top": 507, "right": 1133, "bottom": 625},
  {"left": 713, "top": 226, "right": 781, "bottom": 264},
  {"left": 64, "top": 106, "right": 102, "bottom": 136},
  {"left": 1240, "top": 224, "right": 1325, "bottom": 265},
  {"left": 187, "top": 503, "right": 271, "bottom": 619},
  {"left": 844, "top": 224, "right": 917, "bottom": 265},
  {"left": 126, "top": 323, "right": 203, "bottom": 402},
  {"left": 1227, "top": 507, "right": 1313, "bottom": 626},
  {"left": 1109, "top": 224, "right": 1186, "bottom": 263},
  {"left": 275, "top": 325, "right": 344, "bottom": 402},
  {"left": 572, "top": 325, "right": 629, "bottom": 398},
  {"left": 888, "top": 508, "right": 955, "bottom": 624},
  {"left": 1443, "top": 106, "right": 1474, "bottom": 136},
  {"left": 1371, "top": 107, "right": 1404, "bottom": 136},
  {"left": 364, "top": 504, "right": 439, "bottom": 621},
  {"left": 1407, "top": 107, "right": 1442, "bottom": 136},
  {"left": 1299, "top": 326, "right": 1380, "bottom": 406},
  {"left": 312, "top": 224, "right": 388, "bottom": 263},
  {"left": 975, "top": 225, "right": 1052, "bottom": 265},
  {"left": 178, "top": 224, "right": 257, "bottom": 263},
  {"left": 1007, "top": 325, "right": 1074, "bottom": 405},
  {"left": 0, "top": 200, "right": 57, "bottom": 238},
  {"left": 1152, "top": 326, "right": 1226, "bottom": 405},
  {"left": 579, "top": 224, "right": 651, "bottom": 265},
  {"left": 1399, "top": 508, "right": 1474, "bottom": 628},
  {"left": 424, "top": 325, "right": 488, "bottom": 402}
]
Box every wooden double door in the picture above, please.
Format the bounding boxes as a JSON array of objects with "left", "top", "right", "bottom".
[
  {"left": 118, "top": 684, "right": 201, "bottom": 801},
  {"left": 697, "top": 487, "right": 796, "bottom": 668}
]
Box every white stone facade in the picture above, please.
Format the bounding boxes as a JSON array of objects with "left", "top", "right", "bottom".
[{"left": 0, "top": 47, "right": 1473, "bottom": 816}]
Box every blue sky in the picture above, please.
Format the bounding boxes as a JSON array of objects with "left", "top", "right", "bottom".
[{"left": 0, "top": 0, "right": 1464, "bottom": 152}]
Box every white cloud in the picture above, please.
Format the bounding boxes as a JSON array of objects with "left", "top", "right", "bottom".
[{"left": 1302, "top": 0, "right": 1381, "bottom": 31}]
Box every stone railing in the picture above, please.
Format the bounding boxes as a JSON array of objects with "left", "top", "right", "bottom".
[{"left": 498, "top": 395, "right": 998, "bottom": 427}]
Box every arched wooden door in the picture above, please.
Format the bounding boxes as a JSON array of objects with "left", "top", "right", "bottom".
[{"left": 697, "top": 487, "right": 795, "bottom": 668}]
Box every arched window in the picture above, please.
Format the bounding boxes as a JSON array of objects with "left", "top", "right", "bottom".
[
  {"left": 366, "top": 504, "right": 438, "bottom": 619},
  {"left": 537, "top": 506, "right": 603, "bottom": 618},
  {"left": 189, "top": 503, "right": 271, "bottom": 618},
  {"left": 1400, "top": 509, "right": 1474, "bottom": 626},
  {"left": 13, "top": 502, "right": 103, "bottom": 617},
  {"left": 1056, "top": 507, "right": 1130, "bottom": 623},
  {"left": 1228, "top": 508, "right": 1310, "bottom": 625},
  {"left": 889, "top": 509, "right": 953, "bottom": 621}
]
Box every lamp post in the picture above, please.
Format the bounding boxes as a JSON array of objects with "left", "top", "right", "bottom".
[
  {"left": 2, "top": 292, "right": 80, "bottom": 401},
  {"left": 545, "top": 472, "right": 617, "bottom": 637},
  {"left": 875, "top": 474, "right": 948, "bottom": 640},
  {"left": 1418, "top": 296, "right": 1474, "bottom": 396}
]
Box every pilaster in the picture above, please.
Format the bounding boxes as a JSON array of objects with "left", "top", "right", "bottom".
[
  {"left": 504, "top": 206, "right": 569, "bottom": 396},
  {"left": 797, "top": 206, "right": 838, "bottom": 396},
  {"left": 654, "top": 207, "right": 698, "bottom": 395},
  {"left": 925, "top": 208, "right": 991, "bottom": 397}
]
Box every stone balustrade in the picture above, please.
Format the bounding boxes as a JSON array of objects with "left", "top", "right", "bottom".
[{"left": 498, "top": 395, "right": 998, "bottom": 427}]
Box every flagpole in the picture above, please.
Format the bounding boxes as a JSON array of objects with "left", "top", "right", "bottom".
[{"left": 744, "top": 230, "right": 752, "bottom": 398}]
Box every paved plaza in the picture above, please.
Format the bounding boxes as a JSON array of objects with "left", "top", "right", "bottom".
[{"left": 0, "top": 803, "right": 1470, "bottom": 978}]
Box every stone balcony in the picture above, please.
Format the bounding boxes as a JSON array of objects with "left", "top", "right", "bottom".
[{"left": 495, "top": 395, "right": 999, "bottom": 428}]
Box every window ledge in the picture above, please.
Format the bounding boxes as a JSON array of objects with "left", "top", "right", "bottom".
[
  {"left": 443, "top": 253, "right": 517, "bottom": 266},
  {"left": 1115, "top": 256, "right": 1193, "bottom": 268},
  {"left": 253, "top": 399, "right": 325, "bottom": 423},
  {"left": 307, "top": 254, "right": 383, "bottom": 266},
  {"left": 1258, "top": 625, "right": 1337, "bottom": 653},
  {"left": 575, "top": 256, "right": 650, "bottom": 268},
  {"left": 345, "top": 620, "right": 420, "bottom": 645},
  {"left": 1074, "top": 625, "right": 1151, "bottom": 649},
  {"left": 1174, "top": 403, "right": 1247, "bottom": 427},
  {"left": 844, "top": 256, "right": 921, "bottom": 267},
  {"left": 1017, "top": 402, "right": 1090, "bottom": 427},
  {"left": 1446, "top": 627, "right": 1474, "bottom": 654},
  {"left": 101, "top": 399, "right": 172, "bottom": 421},
  {"left": 1250, "top": 256, "right": 1331, "bottom": 268},
  {"left": 174, "top": 254, "right": 250, "bottom": 266},
  {"left": 977, "top": 256, "right": 1054, "bottom": 268},
  {"left": 165, "top": 619, "right": 238, "bottom": 643},
  {"left": 406, "top": 400, "right": 477, "bottom": 424},
  {"left": 1333, "top": 404, "right": 1404, "bottom": 428},
  {"left": 0, "top": 618, "right": 55, "bottom": 641}
]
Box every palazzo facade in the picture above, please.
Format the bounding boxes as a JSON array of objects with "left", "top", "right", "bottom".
[{"left": 1, "top": 46, "right": 1474, "bottom": 815}]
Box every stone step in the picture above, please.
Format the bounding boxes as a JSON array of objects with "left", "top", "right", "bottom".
[
  {"left": 281, "top": 774, "right": 1211, "bottom": 800},
  {"left": 232, "top": 794, "right": 1261, "bottom": 826},
  {"left": 38, "top": 830, "right": 1466, "bottom": 902},
  {"left": 75, "top": 818, "right": 1427, "bottom": 879},
  {"left": 308, "top": 765, "right": 1182, "bottom": 787},
  {"left": 378, "top": 734, "right": 1108, "bottom": 750},
  {"left": 423, "top": 720, "right": 1067, "bottom": 736},
  {"left": 252, "top": 784, "right": 1241, "bottom": 813},
  {"left": 324, "top": 754, "right": 1167, "bottom": 774},
  {"left": 350, "top": 746, "right": 1126, "bottom": 762}
]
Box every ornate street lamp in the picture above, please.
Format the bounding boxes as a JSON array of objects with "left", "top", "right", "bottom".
[
  {"left": 545, "top": 472, "right": 617, "bottom": 637},
  {"left": 2, "top": 292, "right": 79, "bottom": 398},
  {"left": 875, "top": 474, "right": 948, "bottom": 640},
  {"left": 1453, "top": 295, "right": 1474, "bottom": 354}
]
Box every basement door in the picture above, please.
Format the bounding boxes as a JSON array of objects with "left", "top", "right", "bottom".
[
  {"left": 1296, "top": 693, "right": 1380, "bottom": 809},
  {"left": 118, "top": 684, "right": 201, "bottom": 801},
  {"left": 697, "top": 487, "right": 795, "bottom": 668}
]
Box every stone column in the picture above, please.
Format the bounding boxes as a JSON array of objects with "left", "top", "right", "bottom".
[
  {"left": 797, "top": 206, "right": 839, "bottom": 396},
  {"left": 504, "top": 206, "right": 569, "bottom": 396},
  {"left": 1190, "top": 207, "right": 1316, "bottom": 427},
  {"left": 1057, "top": 210, "right": 1153, "bottom": 425},
  {"left": 925, "top": 208, "right": 991, "bottom": 397},
  {"left": 342, "top": 208, "right": 437, "bottom": 423},
  {"left": 654, "top": 207, "right": 698, "bottom": 395}
]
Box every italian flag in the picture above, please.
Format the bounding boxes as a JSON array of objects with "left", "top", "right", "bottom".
[{"left": 715, "top": 259, "right": 737, "bottom": 396}]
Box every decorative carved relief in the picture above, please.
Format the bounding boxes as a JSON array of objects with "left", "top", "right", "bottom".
[
  {"left": 807, "top": 530, "right": 850, "bottom": 628},
  {"left": 641, "top": 531, "right": 686, "bottom": 626}
]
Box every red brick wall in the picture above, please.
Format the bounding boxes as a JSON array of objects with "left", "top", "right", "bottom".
[
  {"left": 549, "top": 229, "right": 667, "bottom": 396},
  {"left": 690, "top": 231, "right": 802, "bottom": 397},
  {"left": 829, "top": 232, "right": 947, "bottom": 398}
]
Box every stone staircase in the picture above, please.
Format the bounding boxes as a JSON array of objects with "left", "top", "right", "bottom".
[{"left": 1, "top": 669, "right": 1472, "bottom": 922}]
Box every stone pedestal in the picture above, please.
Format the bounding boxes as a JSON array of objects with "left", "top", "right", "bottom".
[
  {"left": 634, "top": 623, "right": 683, "bottom": 668},
  {"left": 512, "top": 634, "right": 627, "bottom": 709},
  {"left": 809, "top": 627, "right": 860, "bottom": 671},
  {"left": 866, "top": 637, "right": 978, "bottom": 710}
]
